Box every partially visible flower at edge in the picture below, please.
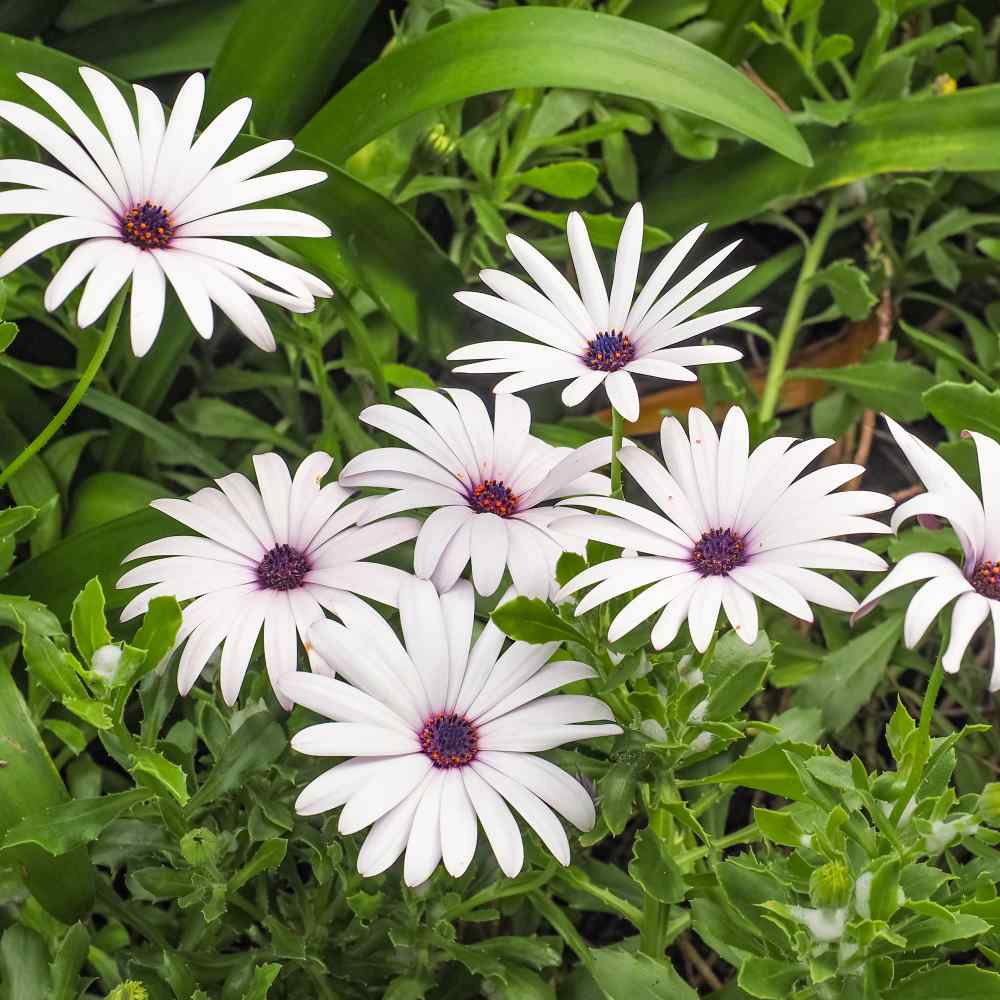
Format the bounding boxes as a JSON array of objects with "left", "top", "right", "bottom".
[
  {"left": 450, "top": 203, "right": 756, "bottom": 421},
  {"left": 0, "top": 68, "right": 331, "bottom": 355},
  {"left": 857, "top": 416, "right": 1000, "bottom": 688},
  {"left": 117, "top": 451, "right": 419, "bottom": 709},
  {"left": 282, "top": 577, "right": 621, "bottom": 885}
]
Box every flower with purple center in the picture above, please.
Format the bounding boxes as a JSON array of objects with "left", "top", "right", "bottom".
[
  {"left": 858, "top": 417, "right": 1000, "bottom": 689},
  {"left": 0, "top": 68, "right": 332, "bottom": 355},
  {"left": 338, "top": 388, "right": 614, "bottom": 597},
  {"left": 556, "top": 406, "right": 892, "bottom": 651},
  {"left": 281, "top": 578, "right": 621, "bottom": 885},
  {"left": 117, "top": 451, "right": 420, "bottom": 708},
  {"left": 449, "top": 203, "right": 758, "bottom": 421}
]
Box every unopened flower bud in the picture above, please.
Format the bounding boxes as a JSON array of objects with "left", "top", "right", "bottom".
[
  {"left": 180, "top": 827, "right": 220, "bottom": 867},
  {"left": 107, "top": 983, "right": 148, "bottom": 1000},
  {"left": 810, "top": 861, "right": 852, "bottom": 909},
  {"left": 979, "top": 783, "right": 1000, "bottom": 825},
  {"left": 91, "top": 643, "right": 123, "bottom": 683}
]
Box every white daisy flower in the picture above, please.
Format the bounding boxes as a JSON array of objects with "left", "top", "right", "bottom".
[
  {"left": 557, "top": 406, "right": 892, "bottom": 651},
  {"left": 0, "top": 68, "right": 332, "bottom": 355},
  {"left": 857, "top": 417, "right": 1000, "bottom": 688},
  {"left": 117, "top": 452, "right": 419, "bottom": 709},
  {"left": 338, "top": 388, "right": 613, "bottom": 598},
  {"left": 282, "top": 577, "right": 621, "bottom": 884},
  {"left": 449, "top": 203, "right": 757, "bottom": 422}
]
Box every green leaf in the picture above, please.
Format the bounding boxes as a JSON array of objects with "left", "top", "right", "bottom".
[
  {"left": 382, "top": 363, "right": 436, "bottom": 391},
  {"left": 696, "top": 742, "right": 820, "bottom": 800},
  {"left": 809, "top": 260, "right": 878, "bottom": 321},
  {"left": 0, "top": 320, "right": 15, "bottom": 352},
  {"left": 704, "top": 630, "right": 771, "bottom": 720},
  {"left": 492, "top": 597, "right": 588, "bottom": 646},
  {"left": 796, "top": 616, "right": 904, "bottom": 732},
  {"left": 56, "top": 0, "right": 241, "bottom": 78},
  {"left": 868, "top": 856, "right": 902, "bottom": 921},
  {"left": 647, "top": 86, "right": 1000, "bottom": 233},
  {"left": 628, "top": 824, "right": 685, "bottom": 904},
  {"left": 70, "top": 577, "right": 112, "bottom": 664},
  {"left": 515, "top": 161, "right": 601, "bottom": 198},
  {"left": 556, "top": 552, "right": 588, "bottom": 589},
  {"left": 49, "top": 923, "right": 90, "bottom": 1000},
  {"left": 173, "top": 397, "right": 307, "bottom": 455},
  {"left": 739, "top": 955, "right": 802, "bottom": 999},
  {"left": 132, "top": 596, "right": 183, "bottom": 671},
  {"left": 230, "top": 838, "right": 288, "bottom": 892},
  {"left": 299, "top": 8, "right": 810, "bottom": 166},
  {"left": 589, "top": 946, "right": 698, "bottom": 1000},
  {"left": 787, "top": 359, "right": 935, "bottom": 422},
  {"left": 242, "top": 963, "right": 282, "bottom": 1000},
  {"left": 0, "top": 504, "right": 35, "bottom": 538},
  {"left": 815, "top": 33, "right": 854, "bottom": 64},
  {"left": 2, "top": 788, "right": 150, "bottom": 856},
  {"left": 67, "top": 471, "right": 165, "bottom": 536},
  {"left": 753, "top": 806, "right": 806, "bottom": 848},
  {"left": 924, "top": 381, "right": 1000, "bottom": 438},
  {"left": 206, "top": 0, "right": 378, "bottom": 135},
  {"left": 21, "top": 627, "right": 87, "bottom": 701},
  {"left": 0, "top": 666, "right": 96, "bottom": 922},
  {"left": 0, "top": 926, "right": 50, "bottom": 1000},
  {"left": 886, "top": 965, "right": 1000, "bottom": 998},
  {"left": 901, "top": 320, "right": 996, "bottom": 389},
  {"left": 506, "top": 205, "right": 671, "bottom": 251},
  {"left": 130, "top": 748, "right": 190, "bottom": 805}
]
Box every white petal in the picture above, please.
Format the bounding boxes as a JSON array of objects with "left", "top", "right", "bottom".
[
  {"left": 280, "top": 672, "right": 411, "bottom": 732},
  {"left": 943, "top": 592, "right": 990, "bottom": 673},
  {"left": 454, "top": 291, "right": 583, "bottom": 355},
  {"left": 478, "top": 267, "right": 587, "bottom": 344},
  {"left": 440, "top": 769, "right": 478, "bottom": 877},
  {"left": 561, "top": 371, "right": 606, "bottom": 408},
  {"left": 44, "top": 238, "right": 116, "bottom": 311},
  {"left": 716, "top": 406, "right": 750, "bottom": 530},
  {"left": 904, "top": 574, "right": 973, "bottom": 648},
  {"left": 624, "top": 223, "right": 706, "bottom": 334},
  {"left": 263, "top": 593, "right": 298, "bottom": 709},
  {"left": 340, "top": 754, "right": 433, "bottom": 835},
  {"left": 608, "top": 203, "right": 643, "bottom": 333},
  {"left": 133, "top": 84, "right": 165, "bottom": 194},
  {"left": 77, "top": 241, "right": 138, "bottom": 329},
  {"left": 174, "top": 169, "right": 327, "bottom": 227},
  {"left": 688, "top": 575, "right": 724, "bottom": 651},
  {"left": 219, "top": 602, "right": 267, "bottom": 705},
  {"left": 729, "top": 565, "right": 813, "bottom": 621},
  {"left": 177, "top": 208, "right": 329, "bottom": 239},
  {"left": 403, "top": 772, "right": 445, "bottom": 886},
  {"left": 151, "top": 72, "right": 205, "bottom": 207},
  {"left": 79, "top": 68, "right": 143, "bottom": 202},
  {"left": 357, "top": 776, "right": 430, "bottom": 877},
  {"left": 129, "top": 251, "right": 166, "bottom": 357},
  {"left": 462, "top": 766, "right": 524, "bottom": 878},
  {"left": 154, "top": 248, "right": 214, "bottom": 338},
  {"left": 399, "top": 577, "right": 451, "bottom": 710},
  {"left": 603, "top": 370, "right": 640, "bottom": 422},
  {"left": 618, "top": 447, "right": 701, "bottom": 542},
  {"left": 651, "top": 582, "right": 698, "bottom": 648},
  {"left": 506, "top": 520, "right": 557, "bottom": 599},
  {"left": 687, "top": 408, "right": 721, "bottom": 528},
  {"left": 469, "top": 514, "right": 508, "bottom": 596},
  {"left": 292, "top": 721, "right": 419, "bottom": 757},
  {"left": 567, "top": 211, "right": 609, "bottom": 330},
  {"left": 309, "top": 563, "right": 413, "bottom": 607},
  {"left": 856, "top": 551, "right": 965, "bottom": 619},
  {"left": 607, "top": 571, "right": 701, "bottom": 641},
  {"left": 507, "top": 232, "right": 594, "bottom": 337},
  {"left": 721, "top": 578, "right": 758, "bottom": 644},
  {"left": 0, "top": 217, "right": 117, "bottom": 278}
]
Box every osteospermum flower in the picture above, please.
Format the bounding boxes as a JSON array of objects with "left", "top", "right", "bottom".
[
  {"left": 449, "top": 203, "right": 756, "bottom": 421},
  {"left": 0, "top": 69, "right": 332, "bottom": 355},
  {"left": 557, "top": 407, "right": 892, "bottom": 651},
  {"left": 282, "top": 578, "right": 621, "bottom": 884},
  {"left": 857, "top": 417, "right": 1000, "bottom": 688},
  {"left": 117, "top": 452, "right": 419, "bottom": 708},
  {"left": 338, "top": 388, "right": 612, "bottom": 597}
]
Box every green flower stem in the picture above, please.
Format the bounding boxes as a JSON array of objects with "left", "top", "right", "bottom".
[
  {"left": 0, "top": 291, "right": 125, "bottom": 492},
  {"left": 889, "top": 653, "right": 945, "bottom": 827},
  {"left": 610, "top": 407, "right": 624, "bottom": 498},
  {"left": 639, "top": 805, "right": 671, "bottom": 957},
  {"left": 757, "top": 190, "right": 842, "bottom": 425}
]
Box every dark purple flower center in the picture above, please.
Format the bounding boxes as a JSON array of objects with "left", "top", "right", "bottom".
[
  {"left": 692, "top": 528, "right": 747, "bottom": 577},
  {"left": 584, "top": 331, "right": 634, "bottom": 372},
  {"left": 419, "top": 712, "right": 478, "bottom": 769},
  {"left": 257, "top": 544, "right": 309, "bottom": 591},
  {"left": 121, "top": 200, "right": 174, "bottom": 250},
  {"left": 971, "top": 560, "right": 1000, "bottom": 601},
  {"left": 468, "top": 479, "right": 518, "bottom": 517}
]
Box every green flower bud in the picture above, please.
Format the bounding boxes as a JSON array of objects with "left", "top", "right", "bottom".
[
  {"left": 180, "top": 827, "right": 220, "bottom": 867},
  {"left": 810, "top": 862, "right": 852, "bottom": 909},
  {"left": 107, "top": 982, "right": 148, "bottom": 1000},
  {"left": 979, "top": 783, "right": 1000, "bottom": 826},
  {"left": 421, "top": 122, "right": 458, "bottom": 162}
]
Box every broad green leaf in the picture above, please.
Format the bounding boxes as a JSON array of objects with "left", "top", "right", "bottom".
[
  {"left": 57, "top": 0, "right": 241, "bottom": 78},
  {"left": 739, "top": 955, "right": 802, "bottom": 999},
  {"left": 900, "top": 320, "right": 996, "bottom": 388},
  {"left": 205, "top": 0, "right": 378, "bottom": 135},
  {"left": 796, "top": 616, "right": 904, "bottom": 732},
  {"left": 0, "top": 925, "right": 50, "bottom": 1000},
  {"left": 21, "top": 627, "right": 87, "bottom": 700},
  {"left": 230, "top": 838, "right": 288, "bottom": 892},
  {"left": 1, "top": 509, "right": 175, "bottom": 620},
  {"left": 1, "top": 788, "right": 150, "bottom": 856},
  {"left": 0, "top": 665, "right": 95, "bottom": 921},
  {"left": 70, "top": 577, "right": 113, "bottom": 664},
  {"left": 173, "top": 397, "right": 307, "bottom": 455},
  {"left": 299, "top": 8, "right": 810, "bottom": 166},
  {"left": 555, "top": 552, "right": 588, "bottom": 588},
  {"left": 382, "top": 363, "right": 436, "bottom": 391},
  {"left": 492, "top": 597, "right": 588, "bottom": 646},
  {"left": 695, "top": 742, "right": 820, "bottom": 800},
  {"left": 589, "top": 946, "right": 698, "bottom": 1000},
  {"left": 924, "top": 381, "right": 1000, "bottom": 438},
  {"left": 242, "top": 963, "right": 282, "bottom": 1000},
  {"left": 0, "top": 504, "right": 35, "bottom": 538},
  {"left": 787, "top": 360, "right": 935, "bottom": 422},
  {"left": 704, "top": 630, "right": 771, "bottom": 720},
  {"left": 515, "top": 161, "right": 601, "bottom": 198},
  {"left": 130, "top": 748, "right": 190, "bottom": 805},
  {"left": 753, "top": 806, "right": 806, "bottom": 848},
  {"left": 886, "top": 965, "right": 1000, "bottom": 998},
  {"left": 49, "top": 923, "right": 90, "bottom": 1000},
  {"left": 647, "top": 86, "right": 1000, "bottom": 233},
  {"left": 0, "top": 320, "right": 16, "bottom": 352},
  {"left": 504, "top": 205, "right": 671, "bottom": 251},
  {"left": 628, "top": 824, "right": 685, "bottom": 904},
  {"left": 67, "top": 471, "right": 166, "bottom": 536},
  {"left": 809, "top": 260, "right": 878, "bottom": 321},
  {"left": 0, "top": 594, "right": 61, "bottom": 637},
  {"left": 0, "top": 411, "right": 61, "bottom": 556}
]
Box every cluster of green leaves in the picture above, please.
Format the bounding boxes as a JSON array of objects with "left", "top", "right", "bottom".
[{"left": 1, "top": 0, "right": 1000, "bottom": 997}]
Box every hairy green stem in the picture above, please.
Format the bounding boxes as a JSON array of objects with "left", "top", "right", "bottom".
[
  {"left": 639, "top": 806, "right": 671, "bottom": 957},
  {"left": 0, "top": 291, "right": 124, "bottom": 491},
  {"left": 610, "top": 408, "right": 624, "bottom": 497},
  {"left": 758, "top": 191, "right": 842, "bottom": 424}
]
